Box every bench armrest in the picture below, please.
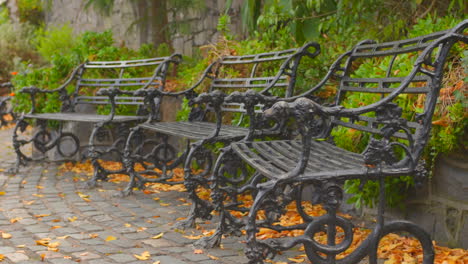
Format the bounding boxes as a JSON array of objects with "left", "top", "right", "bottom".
[
  {"left": 188, "top": 90, "right": 227, "bottom": 139},
  {"left": 224, "top": 89, "right": 279, "bottom": 140}
]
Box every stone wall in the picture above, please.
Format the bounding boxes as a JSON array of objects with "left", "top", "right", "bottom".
[{"left": 44, "top": 0, "right": 244, "bottom": 55}]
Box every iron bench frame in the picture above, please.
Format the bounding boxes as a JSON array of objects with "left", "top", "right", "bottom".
[
  {"left": 11, "top": 54, "right": 182, "bottom": 174},
  {"left": 114, "top": 43, "right": 321, "bottom": 229},
  {"left": 208, "top": 20, "right": 468, "bottom": 263},
  {"left": 0, "top": 82, "right": 15, "bottom": 128}
]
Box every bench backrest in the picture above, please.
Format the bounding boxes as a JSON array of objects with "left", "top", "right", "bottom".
[
  {"left": 70, "top": 55, "right": 180, "bottom": 113},
  {"left": 210, "top": 43, "right": 319, "bottom": 115},
  {"left": 326, "top": 20, "right": 467, "bottom": 161}
]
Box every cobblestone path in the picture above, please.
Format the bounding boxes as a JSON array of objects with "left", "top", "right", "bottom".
[{"left": 0, "top": 127, "right": 307, "bottom": 264}]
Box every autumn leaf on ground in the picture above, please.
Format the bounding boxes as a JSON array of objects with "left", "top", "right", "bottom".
[
  {"left": 105, "top": 236, "right": 117, "bottom": 241},
  {"left": 67, "top": 216, "right": 77, "bottom": 222},
  {"left": 10, "top": 217, "right": 22, "bottom": 223},
  {"left": 76, "top": 192, "right": 91, "bottom": 202},
  {"left": 89, "top": 233, "right": 99, "bottom": 238},
  {"left": 193, "top": 249, "right": 203, "bottom": 254},
  {"left": 124, "top": 223, "right": 132, "bottom": 227},
  {"left": 36, "top": 185, "right": 44, "bottom": 189},
  {"left": 57, "top": 235, "right": 69, "bottom": 239},
  {"left": 153, "top": 261, "right": 160, "bottom": 264},
  {"left": 0, "top": 254, "right": 4, "bottom": 260},
  {"left": 134, "top": 251, "right": 150, "bottom": 260},
  {"left": 32, "top": 194, "right": 44, "bottom": 197},
  {"left": 208, "top": 254, "right": 219, "bottom": 260},
  {"left": 36, "top": 238, "right": 51, "bottom": 246},
  {"left": 183, "top": 234, "right": 204, "bottom": 240},
  {"left": 151, "top": 233, "right": 164, "bottom": 239},
  {"left": 0, "top": 191, "right": 5, "bottom": 196},
  {"left": 288, "top": 257, "right": 305, "bottom": 263},
  {"left": 1, "top": 232, "right": 12, "bottom": 239},
  {"left": 137, "top": 227, "right": 147, "bottom": 232},
  {"left": 22, "top": 200, "right": 35, "bottom": 205},
  {"left": 50, "top": 226, "right": 62, "bottom": 230},
  {"left": 34, "top": 214, "right": 50, "bottom": 218}
]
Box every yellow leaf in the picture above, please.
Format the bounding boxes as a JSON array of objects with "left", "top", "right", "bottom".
[
  {"left": 124, "top": 223, "right": 132, "bottom": 227},
  {"left": 23, "top": 200, "right": 35, "bottom": 205},
  {"left": 34, "top": 214, "right": 50, "bottom": 218},
  {"left": 32, "top": 194, "right": 44, "bottom": 197},
  {"left": 36, "top": 238, "right": 51, "bottom": 246},
  {"left": 208, "top": 254, "right": 219, "bottom": 260},
  {"left": 36, "top": 185, "right": 44, "bottom": 189},
  {"left": 160, "top": 203, "right": 170, "bottom": 206},
  {"left": 16, "top": 245, "right": 26, "bottom": 248},
  {"left": 67, "top": 216, "right": 77, "bottom": 222},
  {"left": 288, "top": 258, "right": 305, "bottom": 263},
  {"left": 105, "top": 236, "right": 117, "bottom": 241},
  {"left": 153, "top": 261, "right": 161, "bottom": 264},
  {"left": 10, "top": 217, "right": 23, "bottom": 223},
  {"left": 0, "top": 191, "right": 6, "bottom": 195},
  {"left": 57, "top": 235, "right": 69, "bottom": 239},
  {"left": 50, "top": 226, "right": 62, "bottom": 230},
  {"left": 1, "top": 232, "right": 12, "bottom": 239},
  {"left": 48, "top": 242, "right": 60, "bottom": 248},
  {"left": 153, "top": 197, "right": 160, "bottom": 201},
  {"left": 134, "top": 251, "right": 150, "bottom": 260},
  {"left": 40, "top": 253, "right": 46, "bottom": 261},
  {"left": 151, "top": 233, "right": 164, "bottom": 239},
  {"left": 137, "top": 227, "right": 147, "bottom": 232},
  {"left": 0, "top": 254, "right": 4, "bottom": 260},
  {"left": 89, "top": 233, "right": 99, "bottom": 238},
  {"left": 193, "top": 249, "right": 203, "bottom": 254}
]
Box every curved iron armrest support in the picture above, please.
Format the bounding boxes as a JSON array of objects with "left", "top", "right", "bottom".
[
  {"left": 224, "top": 90, "right": 279, "bottom": 140},
  {"left": 131, "top": 59, "right": 222, "bottom": 123},
  {"left": 257, "top": 42, "right": 321, "bottom": 95},
  {"left": 188, "top": 90, "right": 227, "bottom": 139},
  {"left": 19, "top": 63, "right": 86, "bottom": 114},
  {"left": 95, "top": 87, "right": 136, "bottom": 123}
]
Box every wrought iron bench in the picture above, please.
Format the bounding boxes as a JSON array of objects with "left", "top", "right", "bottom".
[
  {"left": 0, "top": 82, "right": 15, "bottom": 128},
  {"left": 207, "top": 20, "right": 468, "bottom": 263},
  {"left": 11, "top": 54, "right": 182, "bottom": 173},
  {"left": 109, "top": 43, "right": 320, "bottom": 228}
]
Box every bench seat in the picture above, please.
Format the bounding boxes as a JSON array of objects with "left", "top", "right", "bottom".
[
  {"left": 232, "top": 140, "right": 367, "bottom": 181},
  {"left": 139, "top": 121, "right": 249, "bottom": 140},
  {"left": 24, "top": 113, "right": 147, "bottom": 123}
]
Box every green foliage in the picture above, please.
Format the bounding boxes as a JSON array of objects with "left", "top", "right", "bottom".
[
  {"left": 34, "top": 24, "right": 76, "bottom": 62},
  {"left": 17, "top": 0, "right": 44, "bottom": 26},
  {"left": 11, "top": 28, "right": 158, "bottom": 116},
  {"left": 0, "top": 22, "right": 39, "bottom": 82}
]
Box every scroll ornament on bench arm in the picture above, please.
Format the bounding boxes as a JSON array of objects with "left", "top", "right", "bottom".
[
  {"left": 133, "top": 87, "right": 164, "bottom": 122},
  {"left": 224, "top": 89, "right": 279, "bottom": 140},
  {"left": 188, "top": 90, "right": 227, "bottom": 121},
  {"left": 361, "top": 102, "right": 428, "bottom": 187}
]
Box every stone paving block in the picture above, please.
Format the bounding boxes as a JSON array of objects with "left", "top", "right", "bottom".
[
  {"left": 5, "top": 252, "right": 29, "bottom": 262},
  {"left": 0, "top": 246, "right": 15, "bottom": 254},
  {"left": 142, "top": 238, "right": 177, "bottom": 248},
  {"left": 89, "top": 260, "right": 115, "bottom": 264},
  {"left": 49, "top": 259, "right": 76, "bottom": 264},
  {"left": 79, "top": 238, "right": 105, "bottom": 245},
  {"left": 108, "top": 253, "right": 136, "bottom": 262},
  {"left": 93, "top": 245, "right": 122, "bottom": 254},
  {"left": 59, "top": 245, "right": 87, "bottom": 253},
  {"left": 71, "top": 251, "right": 101, "bottom": 260},
  {"left": 108, "top": 238, "right": 137, "bottom": 248},
  {"left": 182, "top": 251, "right": 212, "bottom": 261},
  {"left": 151, "top": 255, "right": 190, "bottom": 264},
  {"left": 36, "top": 250, "right": 64, "bottom": 259}
]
